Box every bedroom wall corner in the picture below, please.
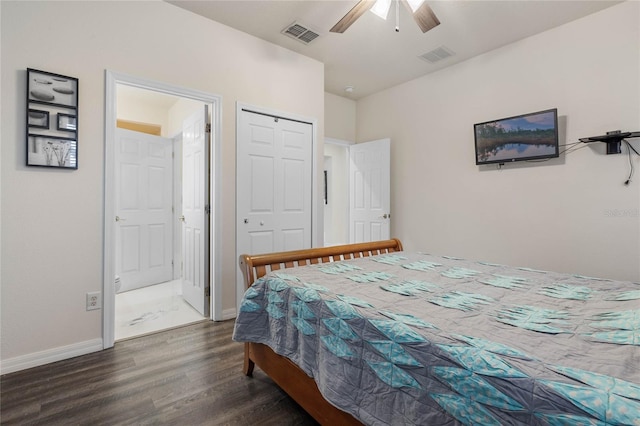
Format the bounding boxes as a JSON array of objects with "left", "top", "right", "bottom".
[
  {"left": 325, "top": 92, "right": 356, "bottom": 142},
  {"left": 0, "top": 0, "right": 323, "bottom": 370},
  {"left": 355, "top": 1, "right": 640, "bottom": 282}
]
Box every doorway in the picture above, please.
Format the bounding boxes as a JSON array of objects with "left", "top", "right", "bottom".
[
  {"left": 104, "top": 71, "right": 222, "bottom": 349},
  {"left": 323, "top": 140, "right": 351, "bottom": 246},
  {"left": 113, "top": 89, "right": 206, "bottom": 340},
  {"left": 323, "top": 138, "right": 391, "bottom": 245}
]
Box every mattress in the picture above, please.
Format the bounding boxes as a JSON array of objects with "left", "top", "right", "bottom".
[{"left": 233, "top": 251, "right": 640, "bottom": 425}]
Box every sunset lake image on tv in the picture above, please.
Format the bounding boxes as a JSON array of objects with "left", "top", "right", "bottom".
[{"left": 475, "top": 109, "right": 558, "bottom": 164}]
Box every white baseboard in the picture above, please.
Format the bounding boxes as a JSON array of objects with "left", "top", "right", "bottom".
[
  {"left": 221, "top": 307, "right": 237, "bottom": 321},
  {"left": 1, "top": 338, "right": 103, "bottom": 375}
]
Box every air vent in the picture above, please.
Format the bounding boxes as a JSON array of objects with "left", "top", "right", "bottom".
[
  {"left": 419, "top": 45, "right": 455, "bottom": 64},
  {"left": 282, "top": 22, "right": 320, "bottom": 45}
]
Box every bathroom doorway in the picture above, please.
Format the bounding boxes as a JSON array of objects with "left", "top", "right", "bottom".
[{"left": 103, "top": 71, "right": 222, "bottom": 348}]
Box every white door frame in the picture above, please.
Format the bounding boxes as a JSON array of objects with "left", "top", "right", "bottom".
[
  {"left": 104, "top": 70, "right": 223, "bottom": 349},
  {"left": 235, "top": 102, "right": 320, "bottom": 307}
]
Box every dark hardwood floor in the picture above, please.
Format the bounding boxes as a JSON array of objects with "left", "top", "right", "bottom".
[{"left": 1, "top": 320, "right": 318, "bottom": 425}]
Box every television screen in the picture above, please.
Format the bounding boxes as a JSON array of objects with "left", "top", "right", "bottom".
[{"left": 474, "top": 108, "right": 559, "bottom": 165}]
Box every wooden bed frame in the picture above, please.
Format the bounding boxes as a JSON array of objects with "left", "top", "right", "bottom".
[{"left": 238, "top": 239, "right": 404, "bottom": 425}]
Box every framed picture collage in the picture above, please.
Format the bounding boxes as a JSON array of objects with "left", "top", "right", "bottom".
[{"left": 27, "top": 68, "right": 78, "bottom": 169}]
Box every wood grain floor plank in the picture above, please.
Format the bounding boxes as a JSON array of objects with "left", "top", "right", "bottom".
[{"left": 1, "top": 320, "right": 317, "bottom": 425}]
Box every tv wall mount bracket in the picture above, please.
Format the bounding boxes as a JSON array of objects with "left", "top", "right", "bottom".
[{"left": 580, "top": 130, "right": 640, "bottom": 155}]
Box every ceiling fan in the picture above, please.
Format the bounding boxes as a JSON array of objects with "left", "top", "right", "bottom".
[{"left": 330, "top": 0, "right": 440, "bottom": 34}]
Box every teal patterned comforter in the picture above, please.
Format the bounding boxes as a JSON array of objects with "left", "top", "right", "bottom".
[{"left": 232, "top": 252, "right": 640, "bottom": 425}]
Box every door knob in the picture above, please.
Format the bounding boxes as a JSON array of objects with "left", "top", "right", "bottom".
[
  {"left": 244, "top": 218, "right": 249, "bottom": 224},
  {"left": 179, "top": 215, "right": 185, "bottom": 222},
  {"left": 382, "top": 213, "right": 390, "bottom": 219},
  {"left": 115, "top": 216, "right": 126, "bottom": 222}
]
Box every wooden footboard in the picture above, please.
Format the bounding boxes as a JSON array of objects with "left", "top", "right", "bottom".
[{"left": 238, "top": 239, "right": 403, "bottom": 426}]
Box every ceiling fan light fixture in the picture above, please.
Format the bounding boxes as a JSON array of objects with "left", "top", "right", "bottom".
[
  {"left": 370, "top": 0, "right": 392, "bottom": 20},
  {"left": 331, "top": 0, "right": 438, "bottom": 34},
  {"left": 406, "top": 0, "right": 426, "bottom": 13}
]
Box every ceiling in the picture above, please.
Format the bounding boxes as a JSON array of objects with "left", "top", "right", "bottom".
[{"left": 167, "top": 0, "right": 620, "bottom": 100}]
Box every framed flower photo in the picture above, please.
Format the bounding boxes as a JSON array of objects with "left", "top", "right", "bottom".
[{"left": 27, "top": 135, "right": 78, "bottom": 169}]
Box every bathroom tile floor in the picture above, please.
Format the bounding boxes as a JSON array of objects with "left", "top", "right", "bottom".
[{"left": 115, "top": 279, "right": 205, "bottom": 341}]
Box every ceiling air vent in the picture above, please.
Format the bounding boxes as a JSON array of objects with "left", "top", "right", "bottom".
[
  {"left": 282, "top": 22, "right": 320, "bottom": 45},
  {"left": 419, "top": 45, "right": 455, "bottom": 64}
]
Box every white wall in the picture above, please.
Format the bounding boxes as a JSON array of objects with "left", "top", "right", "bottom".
[
  {"left": 167, "top": 98, "right": 206, "bottom": 138},
  {"left": 325, "top": 92, "right": 356, "bottom": 141},
  {"left": 357, "top": 1, "right": 640, "bottom": 282},
  {"left": 0, "top": 0, "right": 323, "bottom": 369},
  {"left": 116, "top": 88, "right": 203, "bottom": 138},
  {"left": 116, "top": 87, "right": 173, "bottom": 136}
]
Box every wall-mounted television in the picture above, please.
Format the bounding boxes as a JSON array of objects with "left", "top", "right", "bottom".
[{"left": 474, "top": 108, "right": 559, "bottom": 165}]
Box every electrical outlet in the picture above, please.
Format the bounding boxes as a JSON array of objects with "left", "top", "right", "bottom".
[{"left": 86, "top": 291, "right": 101, "bottom": 311}]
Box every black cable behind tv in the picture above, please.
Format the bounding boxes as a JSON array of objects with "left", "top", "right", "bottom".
[{"left": 579, "top": 130, "right": 640, "bottom": 154}]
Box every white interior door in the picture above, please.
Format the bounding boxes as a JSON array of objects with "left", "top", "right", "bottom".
[
  {"left": 349, "top": 138, "right": 391, "bottom": 243},
  {"left": 237, "top": 109, "right": 313, "bottom": 302},
  {"left": 114, "top": 129, "right": 173, "bottom": 292},
  {"left": 181, "top": 107, "right": 210, "bottom": 316}
]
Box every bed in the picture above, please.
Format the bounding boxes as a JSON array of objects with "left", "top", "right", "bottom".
[{"left": 233, "top": 239, "right": 640, "bottom": 425}]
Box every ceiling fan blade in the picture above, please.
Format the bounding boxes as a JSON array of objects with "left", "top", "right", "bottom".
[
  {"left": 330, "top": 0, "right": 376, "bottom": 33},
  {"left": 402, "top": 0, "right": 440, "bottom": 33}
]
